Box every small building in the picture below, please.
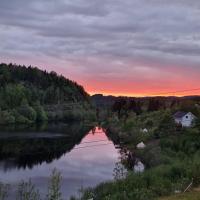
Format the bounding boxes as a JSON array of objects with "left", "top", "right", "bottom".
[
  {"left": 173, "top": 111, "right": 196, "bottom": 127},
  {"left": 136, "top": 142, "right": 146, "bottom": 149}
]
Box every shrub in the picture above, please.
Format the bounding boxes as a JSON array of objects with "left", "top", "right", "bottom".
[
  {"left": 12, "top": 109, "right": 31, "bottom": 124},
  {"left": 33, "top": 104, "right": 48, "bottom": 122},
  {"left": 0, "top": 110, "right": 15, "bottom": 124},
  {"left": 17, "top": 105, "right": 37, "bottom": 122},
  {"left": 16, "top": 180, "right": 40, "bottom": 200},
  {"left": 0, "top": 183, "right": 9, "bottom": 200},
  {"left": 46, "top": 169, "right": 62, "bottom": 200}
]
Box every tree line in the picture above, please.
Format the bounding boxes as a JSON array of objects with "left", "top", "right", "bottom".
[{"left": 0, "top": 63, "right": 95, "bottom": 124}]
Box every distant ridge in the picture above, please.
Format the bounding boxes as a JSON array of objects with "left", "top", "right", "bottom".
[{"left": 91, "top": 94, "right": 200, "bottom": 108}]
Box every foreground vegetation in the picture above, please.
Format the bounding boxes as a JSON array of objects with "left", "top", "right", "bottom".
[
  {"left": 0, "top": 63, "right": 96, "bottom": 124},
  {"left": 159, "top": 190, "right": 200, "bottom": 200},
  {"left": 0, "top": 169, "right": 63, "bottom": 200}
]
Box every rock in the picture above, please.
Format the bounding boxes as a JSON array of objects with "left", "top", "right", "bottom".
[
  {"left": 142, "top": 128, "right": 148, "bottom": 133},
  {"left": 136, "top": 142, "right": 146, "bottom": 149}
]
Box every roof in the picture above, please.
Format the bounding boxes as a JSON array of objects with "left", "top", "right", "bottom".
[{"left": 173, "top": 111, "right": 187, "bottom": 119}]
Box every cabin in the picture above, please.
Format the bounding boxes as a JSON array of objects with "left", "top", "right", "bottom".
[{"left": 173, "top": 111, "right": 196, "bottom": 127}]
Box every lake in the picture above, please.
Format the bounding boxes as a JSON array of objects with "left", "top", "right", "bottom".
[{"left": 0, "top": 123, "right": 121, "bottom": 199}]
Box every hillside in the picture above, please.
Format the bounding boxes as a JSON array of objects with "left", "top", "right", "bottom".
[
  {"left": 91, "top": 94, "right": 200, "bottom": 108},
  {"left": 0, "top": 63, "right": 95, "bottom": 124},
  {"left": 91, "top": 94, "right": 200, "bottom": 113}
]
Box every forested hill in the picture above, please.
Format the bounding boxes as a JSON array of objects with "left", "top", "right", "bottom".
[
  {"left": 0, "top": 63, "right": 95, "bottom": 124},
  {"left": 0, "top": 63, "right": 89, "bottom": 105}
]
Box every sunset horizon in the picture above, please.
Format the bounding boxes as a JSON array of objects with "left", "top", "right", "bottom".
[
  {"left": 1, "top": 1, "right": 200, "bottom": 199},
  {"left": 1, "top": 0, "right": 200, "bottom": 99},
  {"left": 2, "top": 60, "right": 200, "bottom": 98}
]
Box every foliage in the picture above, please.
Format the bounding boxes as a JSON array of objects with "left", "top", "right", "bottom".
[
  {"left": 16, "top": 180, "right": 41, "bottom": 200},
  {"left": 17, "top": 105, "right": 37, "bottom": 122},
  {"left": 74, "top": 107, "right": 200, "bottom": 200},
  {"left": 46, "top": 169, "right": 62, "bottom": 200},
  {"left": 0, "top": 170, "right": 63, "bottom": 200},
  {"left": 33, "top": 103, "right": 48, "bottom": 122},
  {"left": 0, "top": 183, "right": 9, "bottom": 200},
  {"left": 0, "top": 110, "right": 15, "bottom": 124},
  {"left": 0, "top": 63, "right": 95, "bottom": 124},
  {"left": 159, "top": 191, "right": 200, "bottom": 200},
  {"left": 154, "top": 112, "right": 176, "bottom": 138}
]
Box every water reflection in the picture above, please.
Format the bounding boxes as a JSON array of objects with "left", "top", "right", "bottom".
[
  {"left": 106, "top": 129, "right": 146, "bottom": 173},
  {"left": 0, "top": 123, "right": 91, "bottom": 171},
  {"left": 0, "top": 124, "right": 120, "bottom": 199}
]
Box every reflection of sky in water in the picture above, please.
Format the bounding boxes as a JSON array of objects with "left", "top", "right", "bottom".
[{"left": 0, "top": 127, "right": 120, "bottom": 199}]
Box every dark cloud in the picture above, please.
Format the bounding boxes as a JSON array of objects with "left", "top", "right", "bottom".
[{"left": 0, "top": 0, "right": 200, "bottom": 95}]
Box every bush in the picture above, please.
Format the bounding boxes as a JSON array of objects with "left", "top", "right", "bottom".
[
  {"left": 16, "top": 180, "right": 41, "bottom": 200},
  {"left": 46, "top": 169, "right": 62, "bottom": 200},
  {"left": 0, "top": 183, "right": 9, "bottom": 200},
  {"left": 17, "top": 105, "right": 37, "bottom": 122},
  {"left": 12, "top": 109, "right": 31, "bottom": 124},
  {"left": 0, "top": 110, "right": 15, "bottom": 124},
  {"left": 33, "top": 104, "right": 48, "bottom": 122}
]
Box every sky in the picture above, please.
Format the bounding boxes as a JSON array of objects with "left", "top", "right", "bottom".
[{"left": 0, "top": 0, "right": 200, "bottom": 96}]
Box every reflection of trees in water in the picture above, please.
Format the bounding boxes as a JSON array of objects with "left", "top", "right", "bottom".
[
  {"left": 118, "top": 148, "right": 137, "bottom": 170},
  {"left": 105, "top": 129, "right": 138, "bottom": 170},
  {"left": 0, "top": 123, "right": 92, "bottom": 171},
  {"left": 91, "top": 127, "right": 96, "bottom": 134}
]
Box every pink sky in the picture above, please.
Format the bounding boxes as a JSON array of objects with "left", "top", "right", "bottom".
[
  {"left": 1, "top": 0, "right": 200, "bottom": 97},
  {"left": 3, "top": 56, "right": 200, "bottom": 97}
]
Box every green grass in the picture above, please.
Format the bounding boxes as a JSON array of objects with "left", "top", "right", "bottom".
[{"left": 159, "top": 191, "right": 200, "bottom": 200}]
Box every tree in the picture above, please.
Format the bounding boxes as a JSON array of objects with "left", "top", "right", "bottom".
[
  {"left": 33, "top": 102, "right": 48, "bottom": 121},
  {"left": 155, "top": 113, "right": 176, "bottom": 138},
  {"left": 46, "top": 169, "right": 62, "bottom": 200},
  {"left": 16, "top": 180, "right": 41, "bottom": 200},
  {"left": 148, "top": 99, "right": 160, "bottom": 112},
  {"left": 129, "top": 100, "right": 142, "bottom": 115},
  {"left": 195, "top": 117, "right": 200, "bottom": 131},
  {"left": 17, "top": 105, "right": 37, "bottom": 122},
  {"left": 112, "top": 99, "right": 127, "bottom": 118},
  {"left": 0, "top": 63, "right": 92, "bottom": 124},
  {"left": 0, "top": 110, "right": 15, "bottom": 124}
]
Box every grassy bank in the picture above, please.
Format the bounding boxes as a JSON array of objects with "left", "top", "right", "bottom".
[
  {"left": 74, "top": 110, "right": 200, "bottom": 200},
  {"left": 159, "top": 191, "right": 200, "bottom": 200}
]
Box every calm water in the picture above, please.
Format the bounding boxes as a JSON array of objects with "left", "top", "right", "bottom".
[{"left": 0, "top": 123, "right": 120, "bottom": 199}]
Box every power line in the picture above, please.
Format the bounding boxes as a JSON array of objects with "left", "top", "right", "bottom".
[
  {"left": 72, "top": 142, "right": 113, "bottom": 150},
  {"left": 150, "top": 88, "right": 200, "bottom": 96},
  {"left": 81, "top": 139, "right": 109, "bottom": 144}
]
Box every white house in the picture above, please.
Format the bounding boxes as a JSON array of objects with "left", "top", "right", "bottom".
[{"left": 173, "top": 111, "right": 196, "bottom": 127}]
